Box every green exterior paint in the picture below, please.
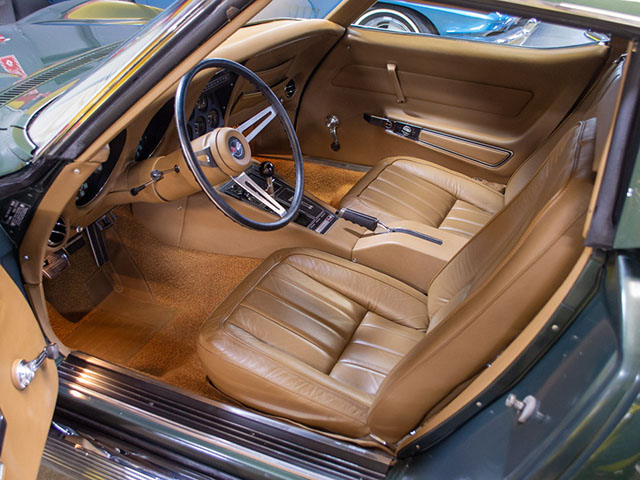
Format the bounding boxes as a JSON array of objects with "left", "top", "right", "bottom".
[{"left": 615, "top": 153, "right": 640, "bottom": 249}]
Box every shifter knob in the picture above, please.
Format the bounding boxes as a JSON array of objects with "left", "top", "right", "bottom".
[
  {"left": 259, "top": 161, "right": 275, "bottom": 196},
  {"left": 259, "top": 161, "right": 275, "bottom": 178}
]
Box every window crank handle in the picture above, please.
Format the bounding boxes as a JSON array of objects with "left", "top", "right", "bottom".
[
  {"left": 325, "top": 115, "right": 340, "bottom": 151},
  {"left": 11, "top": 343, "right": 59, "bottom": 390}
]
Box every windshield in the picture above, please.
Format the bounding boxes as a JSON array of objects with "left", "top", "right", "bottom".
[{"left": 248, "top": 0, "right": 343, "bottom": 22}]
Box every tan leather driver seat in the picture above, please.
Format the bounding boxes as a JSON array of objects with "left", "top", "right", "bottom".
[{"left": 198, "top": 118, "right": 596, "bottom": 444}]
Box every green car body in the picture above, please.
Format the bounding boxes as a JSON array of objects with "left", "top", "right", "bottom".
[{"left": 0, "top": 0, "right": 638, "bottom": 478}]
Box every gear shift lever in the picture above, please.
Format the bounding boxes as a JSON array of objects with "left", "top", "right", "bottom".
[{"left": 259, "top": 161, "right": 275, "bottom": 196}]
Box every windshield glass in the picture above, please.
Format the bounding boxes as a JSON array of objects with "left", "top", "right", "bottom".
[{"left": 248, "top": 0, "right": 343, "bottom": 22}]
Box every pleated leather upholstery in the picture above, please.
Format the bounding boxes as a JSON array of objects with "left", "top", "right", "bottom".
[
  {"left": 340, "top": 62, "right": 623, "bottom": 241},
  {"left": 198, "top": 118, "right": 596, "bottom": 443},
  {"left": 198, "top": 249, "right": 428, "bottom": 437},
  {"left": 198, "top": 60, "right": 624, "bottom": 443},
  {"left": 368, "top": 119, "right": 596, "bottom": 443},
  {"left": 341, "top": 158, "right": 504, "bottom": 238}
]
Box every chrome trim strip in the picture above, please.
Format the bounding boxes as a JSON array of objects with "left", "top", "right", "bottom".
[
  {"left": 232, "top": 171, "right": 287, "bottom": 216},
  {"left": 387, "top": 124, "right": 513, "bottom": 168},
  {"left": 57, "top": 354, "right": 392, "bottom": 479},
  {"left": 237, "top": 105, "right": 276, "bottom": 142},
  {"left": 42, "top": 432, "right": 211, "bottom": 480},
  {"left": 62, "top": 377, "right": 340, "bottom": 480}
]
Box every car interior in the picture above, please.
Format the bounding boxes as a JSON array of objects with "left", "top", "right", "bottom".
[{"left": 18, "top": 0, "right": 631, "bottom": 456}]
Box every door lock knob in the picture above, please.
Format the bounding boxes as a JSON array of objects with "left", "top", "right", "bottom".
[{"left": 505, "top": 393, "right": 545, "bottom": 423}]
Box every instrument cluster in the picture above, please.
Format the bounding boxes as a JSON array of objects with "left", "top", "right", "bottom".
[{"left": 186, "top": 70, "right": 236, "bottom": 140}]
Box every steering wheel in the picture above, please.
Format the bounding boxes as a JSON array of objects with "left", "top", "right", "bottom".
[{"left": 175, "top": 58, "right": 304, "bottom": 231}]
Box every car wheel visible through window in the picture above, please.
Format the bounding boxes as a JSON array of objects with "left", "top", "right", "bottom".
[{"left": 354, "top": 5, "right": 437, "bottom": 34}]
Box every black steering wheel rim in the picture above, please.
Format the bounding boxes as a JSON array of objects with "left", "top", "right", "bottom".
[{"left": 175, "top": 58, "right": 304, "bottom": 231}]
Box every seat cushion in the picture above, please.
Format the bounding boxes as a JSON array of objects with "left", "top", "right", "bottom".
[
  {"left": 340, "top": 157, "right": 504, "bottom": 238},
  {"left": 198, "top": 248, "right": 428, "bottom": 438}
]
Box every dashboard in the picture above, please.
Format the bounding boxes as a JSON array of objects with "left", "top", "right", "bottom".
[
  {"left": 76, "top": 70, "right": 237, "bottom": 208},
  {"left": 38, "top": 19, "right": 346, "bottom": 252},
  {"left": 185, "top": 70, "right": 236, "bottom": 140}
]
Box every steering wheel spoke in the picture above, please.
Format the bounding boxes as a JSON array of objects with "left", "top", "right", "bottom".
[
  {"left": 175, "top": 58, "right": 303, "bottom": 231},
  {"left": 237, "top": 105, "right": 277, "bottom": 143},
  {"left": 194, "top": 145, "right": 218, "bottom": 167},
  {"left": 232, "top": 172, "right": 287, "bottom": 218}
]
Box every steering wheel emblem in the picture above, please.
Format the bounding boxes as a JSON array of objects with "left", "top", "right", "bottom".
[
  {"left": 228, "top": 136, "right": 245, "bottom": 159},
  {"left": 175, "top": 58, "right": 304, "bottom": 231}
]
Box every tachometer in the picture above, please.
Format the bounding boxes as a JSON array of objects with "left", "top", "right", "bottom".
[
  {"left": 196, "top": 96, "right": 208, "bottom": 111},
  {"left": 76, "top": 131, "right": 126, "bottom": 207}
]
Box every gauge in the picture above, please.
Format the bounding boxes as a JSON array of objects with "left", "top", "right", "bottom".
[
  {"left": 135, "top": 100, "right": 174, "bottom": 162},
  {"left": 76, "top": 131, "right": 126, "bottom": 207},
  {"left": 194, "top": 116, "right": 207, "bottom": 137},
  {"left": 196, "top": 96, "right": 207, "bottom": 111},
  {"left": 207, "top": 109, "right": 220, "bottom": 128}
]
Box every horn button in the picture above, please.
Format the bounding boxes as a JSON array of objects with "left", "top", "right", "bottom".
[
  {"left": 228, "top": 137, "right": 245, "bottom": 160},
  {"left": 210, "top": 127, "right": 252, "bottom": 177}
]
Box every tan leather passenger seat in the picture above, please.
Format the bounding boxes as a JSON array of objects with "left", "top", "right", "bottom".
[
  {"left": 342, "top": 158, "right": 503, "bottom": 237},
  {"left": 198, "top": 116, "right": 597, "bottom": 444},
  {"left": 340, "top": 61, "right": 623, "bottom": 238}
]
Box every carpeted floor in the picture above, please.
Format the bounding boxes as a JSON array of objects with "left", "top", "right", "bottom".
[
  {"left": 47, "top": 206, "right": 261, "bottom": 398},
  {"left": 46, "top": 159, "right": 364, "bottom": 399},
  {"left": 268, "top": 157, "right": 366, "bottom": 208}
]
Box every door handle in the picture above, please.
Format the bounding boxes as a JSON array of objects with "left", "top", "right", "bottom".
[
  {"left": 387, "top": 63, "right": 406, "bottom": 104},
  {"left": 11, "top": 343, "right": 58, "bottom": 390}
]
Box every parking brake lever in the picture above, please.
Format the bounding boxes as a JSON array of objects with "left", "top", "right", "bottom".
[
  {"left": 338, "top": 208, "right": 379, "bottom": 231},
  {"left": 338, "top": 208, "right": 443, "bottom": 245}
]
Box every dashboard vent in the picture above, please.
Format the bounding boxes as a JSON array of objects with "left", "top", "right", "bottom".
[{"left": 48, "top": 217, "right": 67, "bottom": 248}]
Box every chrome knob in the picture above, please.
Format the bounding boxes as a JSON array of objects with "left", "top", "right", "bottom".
[
  {"left": 325, "top": 115, "right": 340, "bottom": 151},
  {"left": 505, "top": 393, "right": 545, "bottom": 423},
  {"left": 11, "top": 343, "right": 58, "bottom": 390}
]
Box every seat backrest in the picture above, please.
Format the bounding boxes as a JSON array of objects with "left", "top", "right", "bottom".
[
  {"left": 504, "top": 59, "right": 623, "bottom": 202},
  {"left": 364, "top": 57, "right": 625, "bottom": 444},
  {"left": 367, "top": 118, "right": 597, "bottom": 444}
]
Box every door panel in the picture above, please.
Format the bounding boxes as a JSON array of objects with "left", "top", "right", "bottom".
[
  {"left": 297, "top": 28, "right": 607, "bottom": 181},
  {"left": 0, "top": 266, "right": 58, "bottom": 480}
]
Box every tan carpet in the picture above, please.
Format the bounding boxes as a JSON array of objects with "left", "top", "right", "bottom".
[
  {"left": 268, "top": 158, "right": 366, "bottom": 208},
  {"left": 45, "top": 156, "right": 363, "bottom": 398},
  {"left": 43, "top": 243, "right": 101, "bottom": 323},
  {"left": 47, "top": 206, "right": 261, "bottom": 399},
  {"left": 61, "top": 292, "right": 176, "bottom": 365}
]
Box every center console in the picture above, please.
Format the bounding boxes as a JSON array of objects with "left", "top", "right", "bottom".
[{"left": 219, "top": 164, "right": 337, "bottom": 234}]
